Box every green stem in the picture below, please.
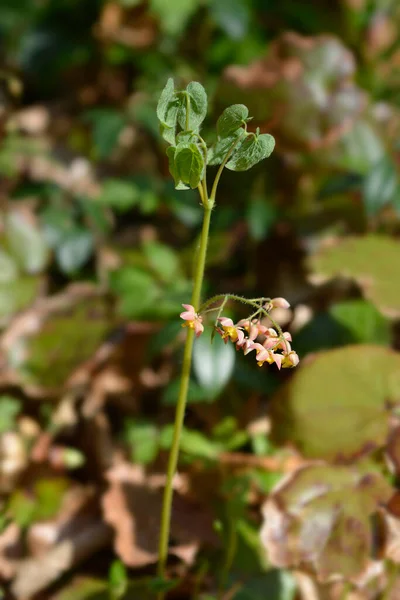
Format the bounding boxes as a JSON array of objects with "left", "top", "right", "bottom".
[
  {"left": 218, "top": 517, "right": 237, "bottom": 598},
  {"left": 157, "top": 204, "right": 213, "bottom": 595},
  {"left": 210, "top": 134, "right": 246, "bottom": 203}
]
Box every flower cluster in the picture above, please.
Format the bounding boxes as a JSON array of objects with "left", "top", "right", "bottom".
[{"left": 180, "top": 298, "right": 299, "bottom": 369}]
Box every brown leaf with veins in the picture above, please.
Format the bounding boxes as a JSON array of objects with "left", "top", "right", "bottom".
[
  {"left": 260, "top": 463, "right": 392, "bottom": 582},
  {"left": 102, "top": 462, "right": 218, "bottom": 567}
]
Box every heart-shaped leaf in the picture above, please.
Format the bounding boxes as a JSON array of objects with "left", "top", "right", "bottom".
[
  {"left": 270, "top": 345, "right": 400, "bottom": 460},
  {"left": 174, "top": 143, "right": 204, "bottom": 189}
]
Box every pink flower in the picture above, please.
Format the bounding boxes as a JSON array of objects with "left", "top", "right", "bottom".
[
  {"left": 180, "top": 304, "right": 204, "bottom": 337},
  {"left": 270, "top": 297, "right": 290, "bottom": 309},
  {"left": 217, "top": 317, "right": 245, "bottom": 346},
  {"left": 252, "top": 343, "right": 282, "bottom": 369},
  {"left": 282, "top": 351, "right": 300, "bottom": 368}
]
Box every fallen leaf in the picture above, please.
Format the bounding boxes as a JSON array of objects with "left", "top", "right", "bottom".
[
  {"left": 102, "top": 462, "right": 218, "bottom": 567},
  {"left": 260, "top": 463, "right": 392, "bottom": 582}
]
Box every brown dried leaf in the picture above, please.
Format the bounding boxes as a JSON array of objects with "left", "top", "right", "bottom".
[{"left": 102, "top": 462, "right": 218, "bottom": 567}]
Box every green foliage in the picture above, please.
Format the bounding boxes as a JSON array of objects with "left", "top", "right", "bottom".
[{"left": 157, "top": 79, "right": 275, "bottom": 196}]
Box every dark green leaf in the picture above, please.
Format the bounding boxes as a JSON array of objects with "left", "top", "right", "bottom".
[
  {"left": 217, "top": 104, "right": 248, "bottom": 138},
  {"left": 85, "top": 109, "right": 126, "bottom": 159},
  {"left": 227, "top": 133, "right": 275, "bottom": 171},
  {"left": 174, "top": 143, "right": 204, "bottom": 188},
  {"left": 246, "top": 197, "right": 276, "bottom": 241}
]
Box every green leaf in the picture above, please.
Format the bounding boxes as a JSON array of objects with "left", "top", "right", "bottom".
[
  {"left": 207, "top": 129, "right": 245, "bottom": 166},
  {"left": 363, "top": 157, "right": 399, "bottom": 217},
  {"left": 226, "top": 132, "right": 275, "bottom": 171},
  {"left": 192, "top": 333, "right": 236, "bottom": 398},
  {"left": 143, "top": 240, "right": 180, "bottom": 283},
  {"left": 270, "top": 345, "right": 400, "bottom": 460},
  {"left": 5, "top": 294, "right": 111, "bottom": 390},
  {"left": 5, "top": 210, "right": 48, "bottom": 274},
  {"left": 156, "top": 78, "right": 180, "bottom": 145},
  {"left": 174, "top": 142, "right": 204, "bottom": 188},
  {"left": 110, "top": 266, "right": 160, "bottom": 318},
  {"left": 97, "top": 178, "right": 139, "bottom": 212},
  {"left": 0, "top": 277, "right": 41, "bottom": 322},
  {"left": 124, "top": 420, "right": 159, "bottom": 465},
  {"left": 310, "top": 235, "right": 400, "bottom": 315},
  {"left": 54, "top": 578, "right": 108, "bottom": 600},
  {"left": 0, "top": 396, "right": 21, "bottom": 433},
  {"left": 150, "top": 0, "right": 200, "bottom": 36},
  {"left": 108, "top": 560, "right": 128, "bottom": 599},
  {"left": 246, "top": 197, "right": 276, "bottom": 241},
  {"left": 180, "top": 427, "right": 220, "bottom": 460},
  {"left": 178, "top": 82, "right": 207, "bottom": 132},
  {"left": 209, "top": 0, "right": 251, "bottom": 40},
  {"left": 294, "top": 299, "right": 391, "bottom": 356},
  {"left": 261, "top": 464, "right": 392, "bottom": 581},
  {"left": 85, "top": 109, "right": 126, "bottom": 159},
  {"left": 56, "top": 228, "right": 94, "bottom": 275},
  {"left": 162, "top": 377, "right": 211, "bottom": 405},
  {"left": 217, "top": 104, "right": 248, "bottom": 138},
  {"left": 160, "top": 425, "right": 220, "bottom": 460},
  {"left": 330, "top": 300, "right": 391, "bottom": 345}
]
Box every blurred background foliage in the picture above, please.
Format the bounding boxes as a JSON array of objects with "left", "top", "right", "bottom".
[{"left": 1, "top": 0, "right": 400, "bottom": 599}]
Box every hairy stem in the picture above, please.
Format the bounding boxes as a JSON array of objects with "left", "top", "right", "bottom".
[{"left": 157, "top": 204, "right": 212, "bottom": 595}]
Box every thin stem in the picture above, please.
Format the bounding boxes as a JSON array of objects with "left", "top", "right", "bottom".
[
  {"left": 209, "top": 133, "right": 246, "bottom": 203},
  {"left": 197, "top": 135, "right": 209, "bottom": 205},
  {"left": 218, "top": 517, "right": 237, "bottom": 599},
  {"left": 185, "top": 92, "right": 190, "bottom": 131},
  {"left": 157, "top": 204, "right": 213, "bottom": 596}
]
